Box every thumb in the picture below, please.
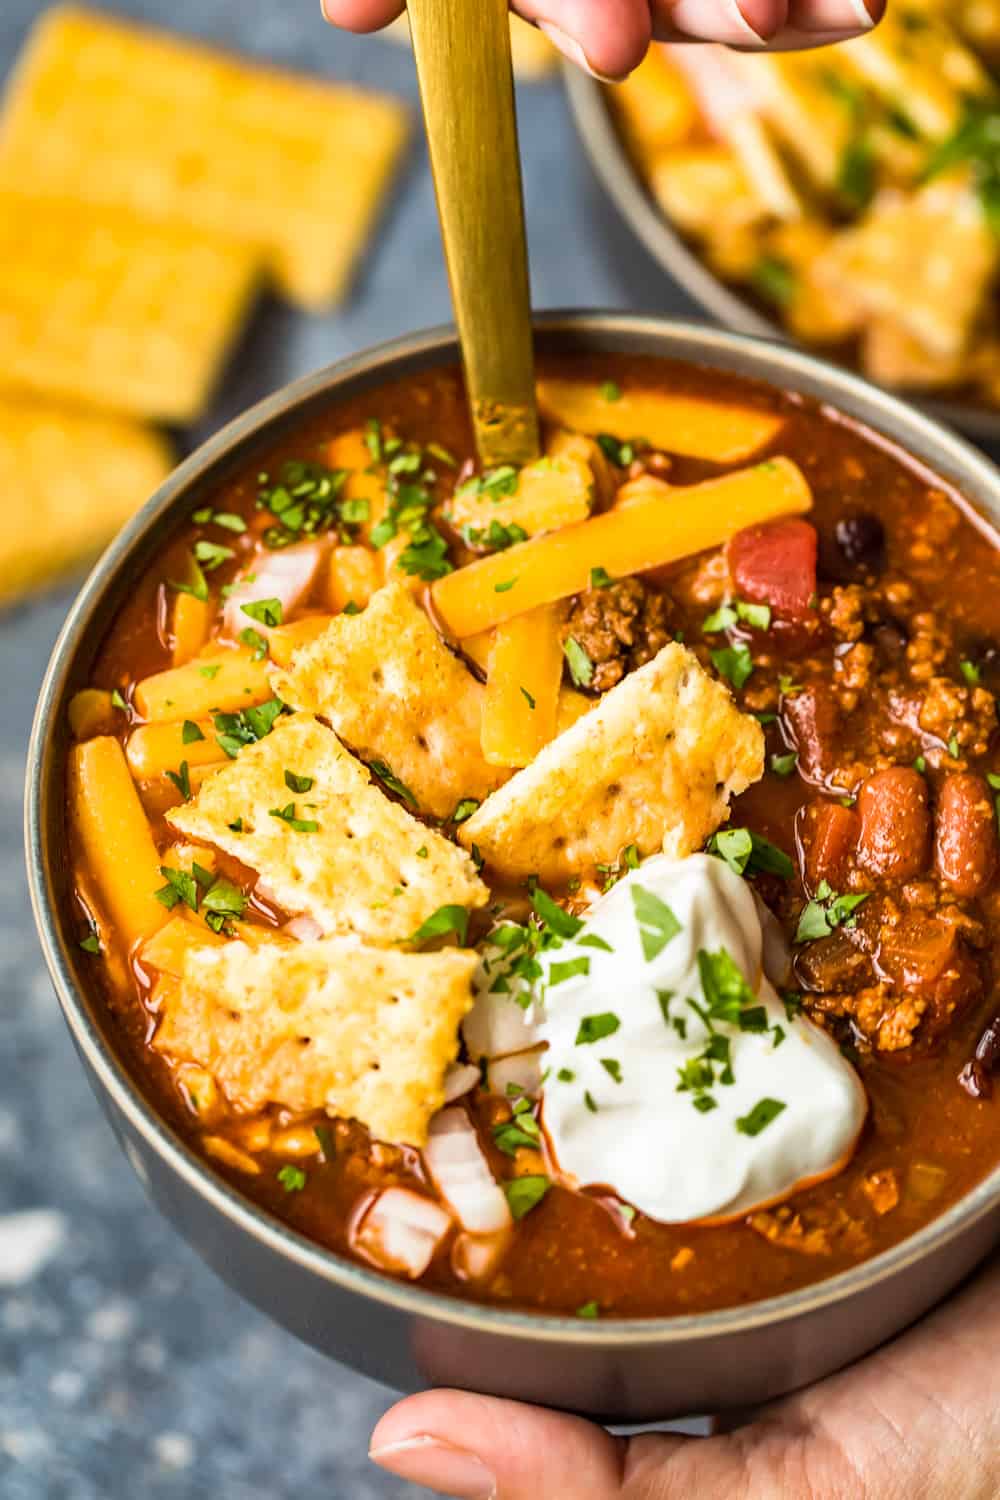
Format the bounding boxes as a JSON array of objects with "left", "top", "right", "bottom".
[{"left": 368, "top": 1389, "right": 749, "bottom": 1498}]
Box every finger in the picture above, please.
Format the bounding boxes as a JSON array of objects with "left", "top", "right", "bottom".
[
  {"left": 513, "top": 1, "right": 652, "bottom": 81},
  {"left": 785, "top": 0, "right": 884, "bottom": 30},
  {"left": 320, "top": 0, "right": 405, "bottom": 32},
  {"left": 369, "top": 1388, "right": 752, "bottom": 1499},
  {"left": 651, "top": 0, "right": 789, "bottom": 47}
]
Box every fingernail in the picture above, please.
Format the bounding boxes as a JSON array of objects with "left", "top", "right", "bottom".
[
  {"left": 537, "top": 21, "right": 622, "bottom": 82},
  {"left": 792, "top": 0, "right": 881, "bottom": 30},
  {"left": 369, "top": 1436, "right": 497, "bottom": 1499},
  {"left": 663, "top": 0, "right": 768, "bottom": 46}
]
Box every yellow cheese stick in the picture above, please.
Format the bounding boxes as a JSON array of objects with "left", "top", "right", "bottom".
[
  {"left": 267, "top": 615, "right": 334, "bottom": 670},
  {"left": 140, "top": 914, "right": 225, "bottom": 977},
  {"left": 134, "top": 647, "right": 271, "bottom": 722},
  {"left": 171, "top": 592, "right": 214, "bottom": 667},
  {"left": 327, "top": 546, "right": 380, "bottom": 614},
  {"left": 68, "top": 688, "right": 115, "bottom": 740},
  {"left": 537, "top": 380, "right": 785, "bottom": 463},
  {"left": 433, "top": 457, "right": 812, "bottom": 639},
  {"left": 68, "top": 736, "right": 168, "bottom": 951},
  {"left": 126, "top": 719, "right": 227, "bottom": 781},
  {"left": 481, "top": 604, "right": 564, "bottom": 768}
]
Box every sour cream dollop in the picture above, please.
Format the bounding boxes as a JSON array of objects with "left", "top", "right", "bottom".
[{"left": 535, "top": 854, "right": 867, "bottom": 1224}]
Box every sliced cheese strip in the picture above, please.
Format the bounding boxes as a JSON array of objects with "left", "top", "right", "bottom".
[
  {"left": 273, "top": 582, "right": 509, "bottom": 820},
  {"left": 460, "top": 643, "right": 763, "bottom": 884},
  {"left": 156, "top": 936, "right": 478, "bottom": 1146},
  {"left": 168, "top": 714, "right": 487, "bottom": 944}
]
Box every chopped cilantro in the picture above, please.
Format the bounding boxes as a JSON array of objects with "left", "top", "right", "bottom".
[
  {"left": 284, "top": 769, "right": 314, "bottom": 794},
  {"left": 532, "top": 887, "right": 583, "bottom": 940},
  {"left": 452, "top": 797, "right": 480, "bottom": 825},
  {"left": 278, "top": 1164, "right": 307, "bottom": 1192},
  {"left": 410, "top": 904, "right": 469, "bottom": 945},
  {"left": 751, "top": 254, "right": 797, "bottom": 308},
  {"left": 914, "top": 755, "right": 927, "bottom": 774},
  {"left": 584, "top": 1090, "right": 599, "bottom": 1113},
  {"left": 707, "top": 827, "right": 794, "bottom": 880},
  {"left": 198, "top": 663, "right": 221, "bottom": 680},
  {"left": 369, "top": 760, "right": 417, "bottom": 808},
  {"left": 494, "top": 577, "right": 518, "bottom": 594},
  {"left": 600, "top": 1058, "right": 623, "bottom": 1084},
  {"left": 268, "top": 803, "right": 319, "bottom": 833},
  {"left": 961, "top": 659, "right": 981, "bottom": 685},
  {"left": 550, "top": 956, "right": 591, "bottom": 987},
  {"left": 504, "top": 1175, "right": 550, "bottom": 1220},
  {"left": 460, "top": 518, "right": 528, "bottom": 552},
  {"left": 576, "top": 1299, "right": 601, "bottom": 1318},
  {"left": 314, "top": 1125, "right": 336, "bottom": 1160},
  {"left": 240, "top": 626, "right": 269, "bottom": 660},
  {"left": 415, "top": 845, "right": 429, "bottom": 859},
  {"left": 563, "top": 637, "right": 594, "bottom": 689},
  {"left": 575, "top": 1011, "right": 620, "bottom": 1045},
  {"left": 165, "top": 761, "right": 191, "bottom": 801},
  {"left": 795, "top": 880, "right": 869, "bottom": 943},
  {"left": 710, "top": 643, "right": 754, "bottom": 692},
  {"left": 181, "top": 720, "right": 205, "bottom": 744},
  {"left": 111, "top": 689, "right": 128, "bottom": 711},
  {"left": 770, "top": 752, "right": 797, "bottom": 778},
  {"left": 213, "top": 698, "right": 284, "bottom": 758},
  {"left": 342, "top": 601, "right": 362, "bottom": 615},
  {"left": 557, "top": 1067, "right": 575, "bottom": 1083},
  {"left": 256, "top": 458, "right": 355, "bottom": 549},
  {"left": 599, "top": 381, "right": 622, "bottom": 402},
  {"left": 631, "top": 883, "right": 682, "bottom": 961},
  {"left": 494, "top": 1116, "right": 541, "bottom": 1156},
  {"left": 736, "top": 1098, "right": 786, "bottom": 1136},
  {"left": 949, "top": 734, "right": 961, "bottom": 759},
  {"left": 520, "top": 686, "right": 536, "bottom": 710},
  {"left": 193, "top": 539, "right": 235, "bottom": 572},
  {"left": 241, "top": 597, "right": 283, "bottom": 628},
  {"left": 154, "top": 866, "right": 199, "bottom": 912},
  {"left": 589, "top": 567, "right": 614, "bottom": 590},
  {"left": 79, "top": 932, "right": 100, "bottom": 955}
]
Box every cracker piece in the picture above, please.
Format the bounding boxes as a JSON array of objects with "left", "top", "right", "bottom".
[
  {"left": 459, "top": 643, "right": 764, "bottom": 883},
  {"left": 0, "top": 392, "right": 171, "bottom": 604},
  {"left": 0, "top": 193, "right": 259, "bottom": 423},
  {"left": 444, "top": 437, "right": 594, "bottom": 540},
  {"left": 156, "top": 936, "right": 478, "bottom": 1146},
  {"left": 273, "top": 582, "right": 509, "bottom": 821},
  {"left": 813, "top": 176, "right": 997, "bottom": 360},
  {"left": 168, "top": 714, "right": 487, "bottom": 943},
  {"left": 0, "top": 5, "right": 410, "bottom": 309}
]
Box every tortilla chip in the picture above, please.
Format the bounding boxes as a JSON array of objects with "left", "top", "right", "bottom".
[
  {"left": 274, "top": 582, "right": 509, "bottom": 821},
  {"left": 459, "top": 643, "right": 764, "bottom": 883},
  {"left": 156, "top": 936, "right": 478, "bottom": 1146},
  {"left": 0, "top": 392, "right": 171, "bottom": 604},
  {"left": 168, "top": 714, "right": 487, "bottom": 943},
  {"left": 0, "top": 5, "right": 410, "bottom": 309},
  {"left": 0, "top": 193, "right": 258, "bottom": 423},
  {"left": 813, "top": 175, "right": 997, "bottom": 360}
]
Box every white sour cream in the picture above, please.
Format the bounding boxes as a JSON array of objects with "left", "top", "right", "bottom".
[{"left": 535, "top": 854, "right": 867, "bottom": 1224}]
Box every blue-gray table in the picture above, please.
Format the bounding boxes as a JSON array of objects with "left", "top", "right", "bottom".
[{"left": 0, "top": 3, "right": 703, "bottom": 1495}]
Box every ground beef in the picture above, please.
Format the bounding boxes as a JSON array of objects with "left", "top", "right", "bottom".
[
  {"left": 561, "top": 578, "right": 674, "bottom": 694},
  {"left": 918, "top": 676, "right": 997, "bottom": 758}
]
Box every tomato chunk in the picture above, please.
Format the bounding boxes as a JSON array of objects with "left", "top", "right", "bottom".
[{"left": 728, "top": 518, "right": 818, "bottom": 619}]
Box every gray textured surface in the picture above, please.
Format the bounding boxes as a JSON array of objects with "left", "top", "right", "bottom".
[{"left": 0, "top": 2, "right": 697, "bottom": 1496}]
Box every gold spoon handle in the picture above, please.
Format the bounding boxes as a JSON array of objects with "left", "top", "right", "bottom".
[{"left": 407, "top": 0, "right": 540, "bottom": 467}]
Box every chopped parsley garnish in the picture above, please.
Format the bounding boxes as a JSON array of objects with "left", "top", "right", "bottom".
[
  {"left": 596, "top": 433, "right": 642, "bottom": 467},
  {"left": 494, "top": 577, "right": 518, "bottom": 594},
  {"left": 736, "top": 1098, "right": 786, "bottom": 1137},
  {"left": 240, "top": 626, "right": 269, "bottom": 661},
  {"left": 493, "top": 1115, "right": 541, "bottom": 1156},
  {"left": 154, "top": 866, "right": 199, "bottom": 912},
  {"left": 703, "top": 599, "right": 771, "bottom": 633},
  {"left": 707, "top": 827, "right": 794, "bottom": 881},
  {"left": 504, "top": 1175, "right": 550, "bottom": 1220},
  {"left": 575, "top": 1012, "right": 620, "bottom": 1046},
  {"left": 200, "top": 878, "right": 247, "bottom": 933},
  {"left": 924, "top": 102, "right": 1000, "bottom": 239},
  {"left": 314, "top": 1125, "right": 336, "bottom": 1160},
  {"left": 657, "top": 989, "right": 675, "bottom": 1025},
  {"left": 696, "top": 948, "right": 757, "bottom": 1030},
  {"left": 631, "top": 883, "right": 682, "bottom": 961},
  {"left": 599, "top": 381, "right": 622, "bottom": 402},
  {"left": 460, "top": 518, "right": 527, "bottom": 552},
  {"left": 600, "top": 1058, "right": 623, "bottom": 1084},
  {"left": 111, "top": 689, "right": 128, "bottom": 711},
  {"left": 837, "top": 137, "right": 876, "bottom": 211},
  {"left": 520, "top": 686, "right": 536, "bottom": 710},
  {"left": 241, "top": 597, "right": 283, "bottom": 629},
  {"left": 456, "top": 465, "right": 519, "bottom": 501},
  {"left": 597, "top": 843, "right": 640, "bottom": 892},
  {"left": 795, "top": 880, "right": 869, "bottom": 943},
  {"left": 213, "top": 697, "right": 284, "bottom": 758},
  {"left": 415, "top": 845, "right": 429, "bottom": 859},
  {"left": 750, "top": 254, "right": 797, "bottom": 308},
  {"left": 369, "top": 760, "right": 418, "bottom": 808},
  {"left": 284, "top": 769, "right": 314, "bottom": 794},
  {"left": 960, "top": 659, "right": 981, "bottom": 685},
  {"left": 426, "top": 442, "right": 457, "bottom": 468},
  {"left": 409, "top": 904, "right": 469, "bottom": 946},
  {"left": 949, "top": 734, "right": 961, "bottom": 759},
  {"left": 563, "top": 637, "right": 594, "bottom": 689},
  {"left": 781, "top": 990, "right": 803, "bottom": 1021},
  {"left": 914, "top": 755, "right": 927, "bottom": 774},
  {"left": 182, "top": 720, "right": 205, "bottom": 744},
  {"left": 778, "top": 673, "right": 802, "bottom": 697},
  {"left": 193, "top": 539, "right": 235, "bottom": 572},
  {"left": 589, "top": 566, "right": 614, "bottom": 589},
  {"left": 584, "top": 1090, "right": 599, "bottom": 1113},
  {"left": 557, "top": 1067, "right": 575, "bottom": 1082},
  {"left": 549, "top": 956, "right": 591, "bottom": 987},
  {"left": 165, "top": 761, "right": 191, "bottom": 801},
  {"left": 277, "top": 1165, "right": 307, "bottom": 1192},
  {"left": 198, "top": 664, "right": 221, "bottom": 680},
  {"left": 342, "top": 600, "right": 362, "bottom": 615},
  {"left": 576, "top": 1300, "right": 600, "bottom": 1318},
  {"left": 79, "top": 932, "right": 100, "bottom": 955},
  {"left": 770, "top": 752, "right": 797, "bottom": 778},
  {"left": 452, "top": 798, "right": 480, "bottom": 825},
  {"left": 710, "top": 643, "right": 754, "bottom": 692},
  {"left": 531, "top": 887, "right": 583, "bottom": 940},
  {"left": 269, "top": 803, "right": 319, "bottom": 833},
  {"left": 257, "top": 458, "right": 355, "bottom": 548}
]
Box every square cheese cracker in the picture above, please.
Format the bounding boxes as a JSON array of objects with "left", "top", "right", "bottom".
[
  {"left": 156, "top": 937, "right": 478, "bottom": 1147},
  {"left": 274, "top": 582, "right": 509, "bottom": 821},
  {"left": 168, "top": 714, "right": 487, "bottom": 944},
  {"left": 459, "top": 642, "right": 764, "bottom": 884}
]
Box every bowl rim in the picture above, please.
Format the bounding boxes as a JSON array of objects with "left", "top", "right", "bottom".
[
  {"left": 26, "top": 309, "right": 1000, "bottom": 1346},
  {"left": 562, "top": 64, "right": 1000, "bottom": 445}
]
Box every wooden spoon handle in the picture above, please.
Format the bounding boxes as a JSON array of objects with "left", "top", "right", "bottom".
[{"left": 407, "top": 0, "right": 540, "bottom": 466}]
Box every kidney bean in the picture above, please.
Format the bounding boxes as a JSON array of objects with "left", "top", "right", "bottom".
[
  {"left": 782, "top": 685, "right": 840, "bottom": 786},
  {"left": 934, "top": 772, "right": 999, "bottom": 899},
  {"left": 856, "top": 767, "right": 931, "bottom": 881},
  {"left": 799, "top": 800, "right": 859, "bottom": 891}
]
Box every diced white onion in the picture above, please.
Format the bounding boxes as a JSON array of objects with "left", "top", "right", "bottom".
[
  {"left": 283, "top": 914, "right": 324, "bottom": 943},
  {"left": 351, "top": 1188, "right": 452, "bottom": 1279},
  {"left": 485, "top": 1048, "right": 544, "bottom": 1100},
  {"left": 221, "top": 542, "right": 323, "bottom": 641},
  {"left": 463, "top": 948, "right": 539, "bottom": 1059},
  {"left": 424, "top": 1108, "right": 512, "bottom": 1234},
  {"left": 450, "top": 1229, "right": 511, "bottom": 1284},
  {"left": 443, "top": 1062, "right": 481, "bottom": 1103}
]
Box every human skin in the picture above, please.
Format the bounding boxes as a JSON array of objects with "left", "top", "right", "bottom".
[
  {"left": 320, "top": 0, "right": 886, "bottom": 76},
  {"left": 368, "top": 1252, "right": 1000, "bottom": 1498}
]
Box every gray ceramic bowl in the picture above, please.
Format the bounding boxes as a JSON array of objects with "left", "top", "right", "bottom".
[
  {"left": 25, "top": 313, "right": 1000, "bottom": 1421},
  {"left": 564, "top": 67, "right": 1000, "bottom": 446}
]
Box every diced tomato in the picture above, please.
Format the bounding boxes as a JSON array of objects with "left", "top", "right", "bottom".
[
  {"left": 728, "top": 518, "right": 818, "bottom": 619},
  {"left": 800, "top": 800, "right": 859, "bottom": 891}
]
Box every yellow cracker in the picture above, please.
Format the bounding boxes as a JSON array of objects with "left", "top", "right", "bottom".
[
  {"left": 274, "top": 582, "right": 509, "bottom": 821},
  {"left": 157, "top": 936, "right": 478, "bottom": 1146},
  {"left": 814, "top": 175, "right": 997, "bottom": 360},
  {"left": 0, "top": 194, "right": 258, "bottom": 423},
  {"left": 168, "top": 713, "right": 488, "bottom": 943},
  {"left": 459, "top": 643, "right": 764, "bottom": 884},
  {"left": 445, "top": 434, "right": 594, "bottom": 540},
  {"left": 0, "top": 392, "right": 171, "bottom": 604},
  {"left": 0, "top": 6, "right": 410, "bottom": 309}
]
